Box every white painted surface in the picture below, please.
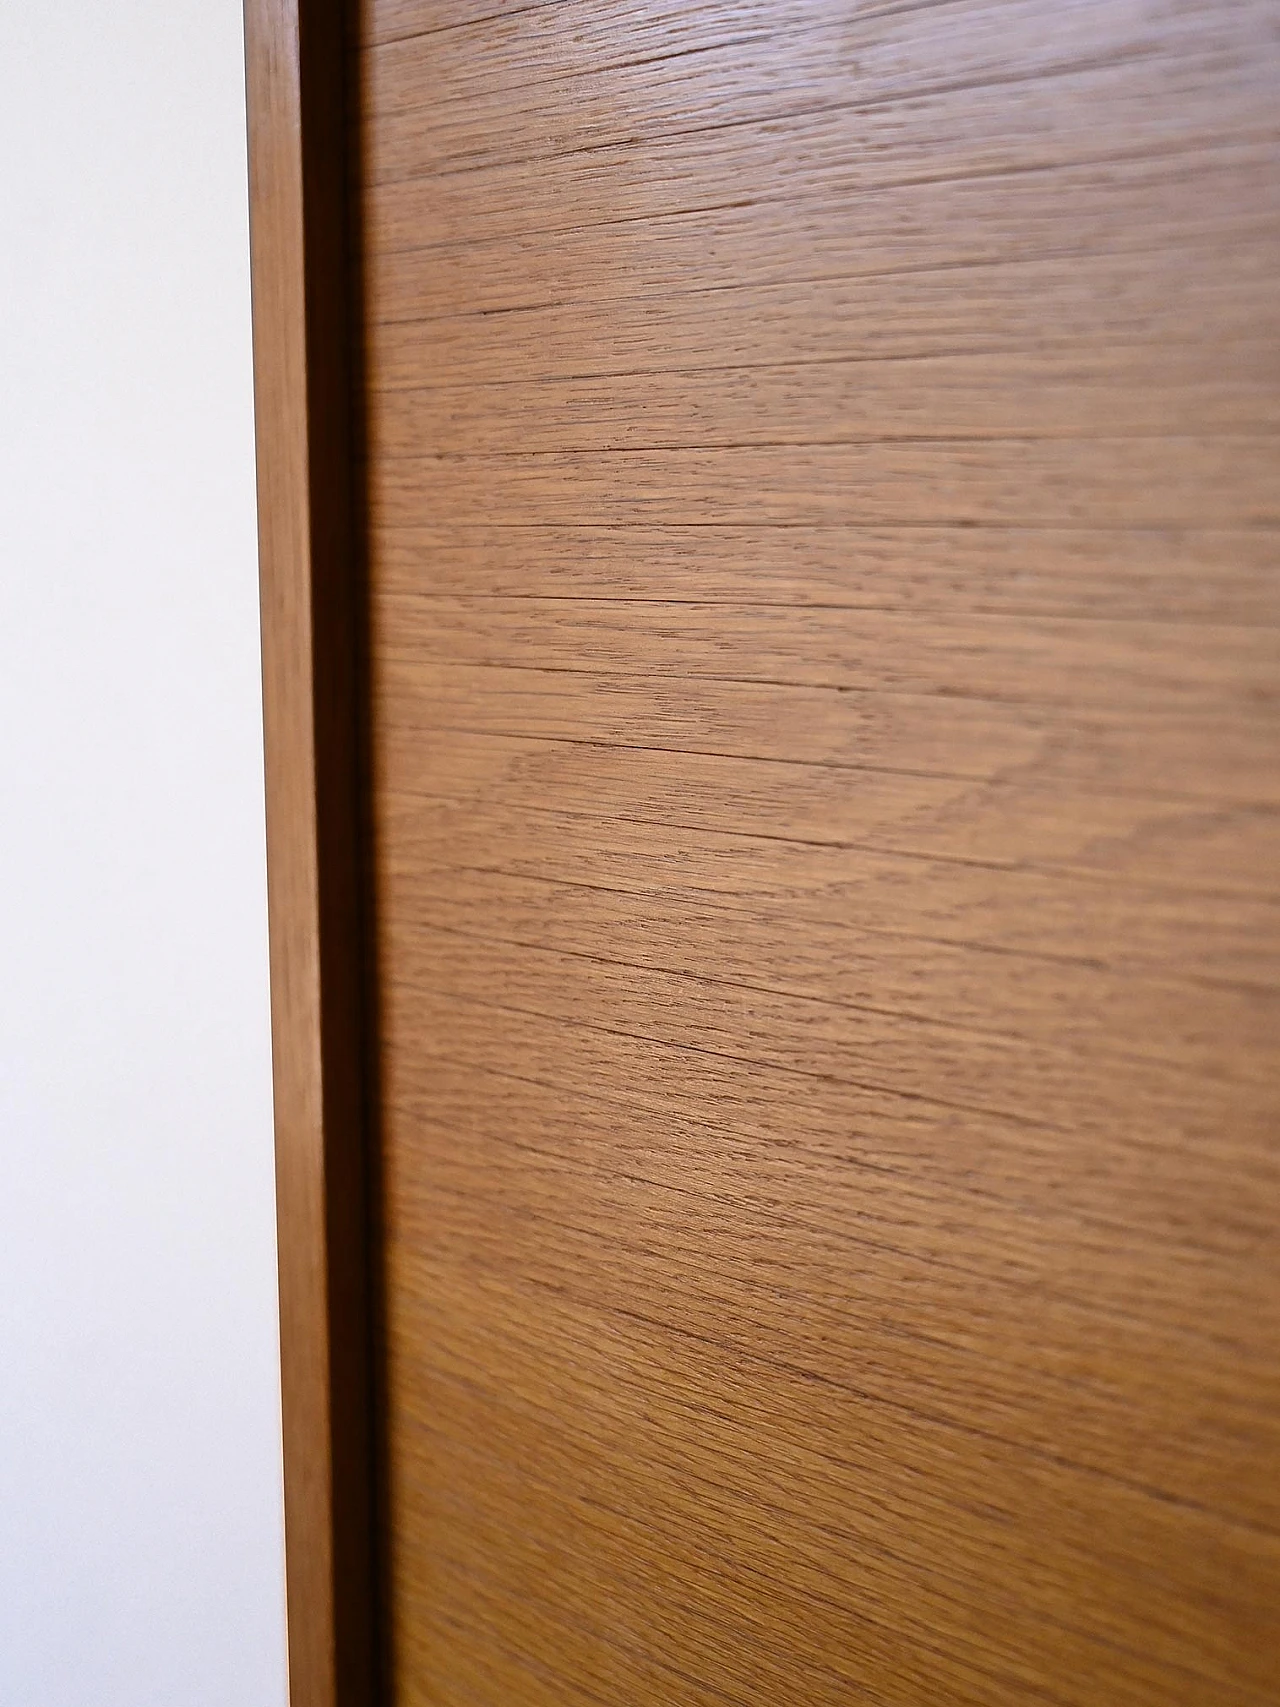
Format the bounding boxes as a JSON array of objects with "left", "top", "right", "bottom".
[{"left": 0, "top": 5, "right": 285, "bottom": 1703}]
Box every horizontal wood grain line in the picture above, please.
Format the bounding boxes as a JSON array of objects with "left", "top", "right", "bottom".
[
  {"left": 385, "top": 1115, "right": 1279, "bottom": 1488},
  {"left": 360, "top": 0, "right": 562, "bottom": 53},
  {"left": 362, "top": 0, "right": 948, "bottom": 55},
  {"left": 365, "top": 339, "right": 1280, "bottom": 392},
  {"left": 371, "top": 596, "right": 1280, "bottom": 709},
  {"left": 380, "top": 782, "right": 1280, "bottom": 907},
  {"left": 388, "top": 1178, "right": 1273, "bottom": 1497},
  {"left": 363, "top": 37, "right": 1277, "bottom": 193},
  {"left": 368, "top": 349, "right": 1280, "bottom": 456},
  {"left": 380, "top": 915, "right": 1278, "bottom": 1152},
  {"left": 377, "top": 23, "right": 787, "bottom": 110},
  {"left": 363, "top": 52, "right": 1280, "bottom": 210},
  {"left": 365, "top": 146, "right": 1277, "bottom": 313},
  {"left": 381, "top": 816, "right": 1280, "bottom": 994},
  {"left": 366, "top": 137, "right": 1277, "bottom": 316},
  {"left": 364, "top": 342, "right": 1278, "bottom": 394},
  {"left": 369, "top": 440, "right": 1280, "bottom": 530},
  {"left": 378, "top": 853, "right": 1276, "bottom": 1051},
  {"left": 379, "top": 793, "right": 1280, "bottom": 986},
  {"left": 369, "top": 524, "right": 1280, "bottom": 623},
  {"left": 369, "top": 592, "right": 1280, "bottom": 618},
  {"left": 376, "top": 866, "right": 1280, "bottom": 1084},
  {"left": 377, "top": 710, "right": 1280, "bottom": 812},
  {"left": 361, "top": 0, "right": 1274, "bottom": 173},
  {"left": 374, "top": 432, "right": 1280, "bottom": 456},
  {"left": 364, "top": 0, "right": 956, "bottom": 117},
  {"left": 390, "top": 1195, "right": 1241, "bottom": 1442},
  {"left": 371, "top": 519, "right": 1280, "bottom": 532},
  {"left": 376, "top": 729, "right": 1280, "bottom": 902},
  {"left": 384, "top": 716, "right": 1068, "bottom": 791},
  {"left": 388, "top": 904, "right": 1224, "bottom": 1083},
  {"left": 383, "top": 1062, "right": 1274, "bottom": 1361},
  {"left": 382, "top": 988, "right": 1280, "bottom": 1289},
  {"left": 390, "top": 1153, "right": 1280, "bottom": 1502},
  {"left": 366, "top": 244, "right": 1278, "bottom": 389},
  {"left": 366, "top": 230, "right": 1277, "bottom": 390},
  {"left": 378, "top": 687, "right": 1280, "bottom": 813}
]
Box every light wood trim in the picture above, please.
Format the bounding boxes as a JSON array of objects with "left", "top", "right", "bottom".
[{"left": 243, "top": 5, "right": 377, "bottom": 1704}]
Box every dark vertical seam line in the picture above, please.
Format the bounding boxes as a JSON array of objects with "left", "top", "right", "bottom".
[
  {"left": 298, "top": 1, "right": 381, "bottom": 1701},
  {"left": 338, "top": 3, "right": 392, "bottom": 1702}
]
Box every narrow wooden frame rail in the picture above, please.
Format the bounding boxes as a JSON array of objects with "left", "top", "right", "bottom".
[{"left": 243, "top": 4, "right": 378, "bottom": 1703}]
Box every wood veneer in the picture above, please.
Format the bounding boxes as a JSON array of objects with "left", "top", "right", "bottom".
[{"left": 257, "top": 2, "right": 1280, "bottom": 1701}]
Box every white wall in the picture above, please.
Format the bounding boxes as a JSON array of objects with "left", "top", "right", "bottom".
[{"left": 0, "top": 5, "right": 285, "bottom": 1704}]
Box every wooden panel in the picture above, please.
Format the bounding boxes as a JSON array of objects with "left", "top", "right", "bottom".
[
  {"left": 355, "top": 2, "right": 1280, "bottom": 1703},
  {"left": 243, "top": 3, "right": 378, "bottom": 1703}
]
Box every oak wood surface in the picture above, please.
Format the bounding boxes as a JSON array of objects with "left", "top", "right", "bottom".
[{"left": 354, "top": 2, "right": 1280, "bottom": 1702}]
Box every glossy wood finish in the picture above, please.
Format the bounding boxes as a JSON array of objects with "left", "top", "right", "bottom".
[
  {"left": 243, "top": 3, "right": 377, "bottom": 1702},
  {"left": 356, "top": 3, "right": 1280, "bottom": 1702}
]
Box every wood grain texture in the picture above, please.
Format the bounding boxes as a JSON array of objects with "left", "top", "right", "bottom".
[
  {"left": 354, "top": 2, "right": 1280, "bottom": 1702},
  {"left": 243, "top": 3, "right": 378, "bottom": 1702}
]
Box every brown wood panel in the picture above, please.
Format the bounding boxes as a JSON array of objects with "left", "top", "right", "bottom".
[
  {"left": 243, "top": 2, "right": 378, "bottom": 1702},
  {"left": 354, "top": 2, "right": 1280, "bottom": 1703}
]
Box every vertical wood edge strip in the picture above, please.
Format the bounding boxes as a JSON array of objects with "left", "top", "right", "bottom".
[{"left": 243, "top": 4, "right": 377, "bottom": 1703}]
